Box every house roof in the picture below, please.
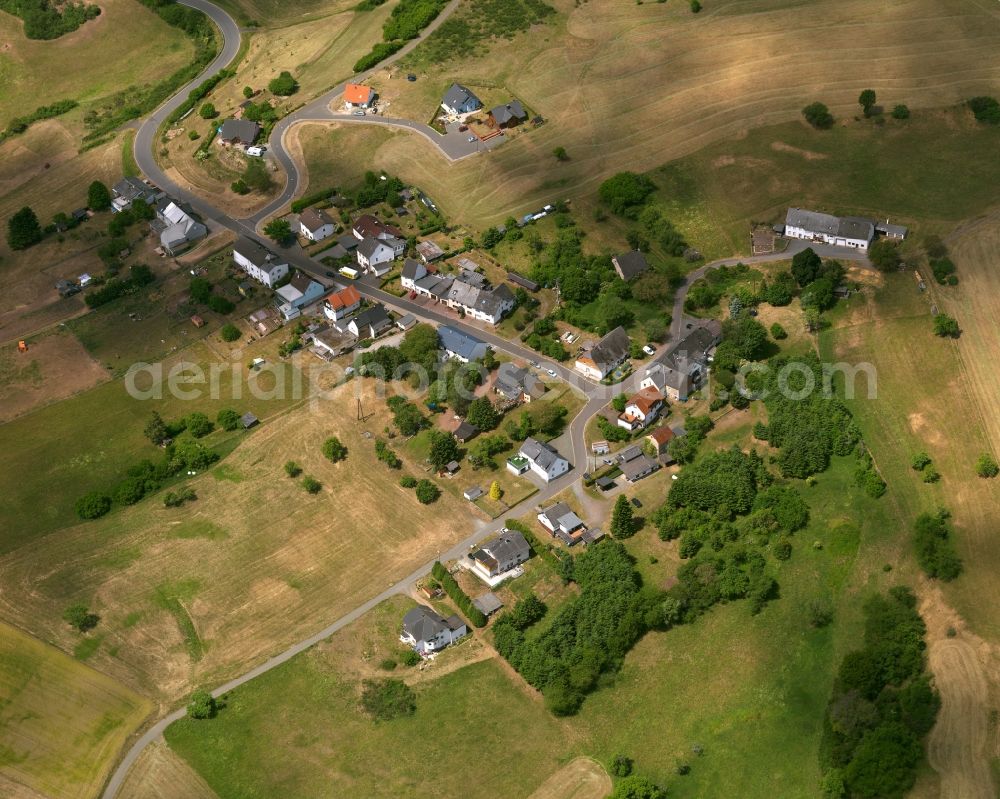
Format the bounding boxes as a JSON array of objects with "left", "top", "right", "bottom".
[
  {"left": 416, "top": 240, "right": 445, "bottom": 260},
  {"left": 354, "top": 214, "right": 401, "bottom": 240},
  {"left": 618, "top": 445, "right": 643, "bottom": 463},
  {"left": 402, "top": 258, "right": 426, "bottom": 281},
  {"left": 785, "top": 207, "right": 875, "bottom": 243},
  {"left": 325, "top": 284, "right": 362, "bottom": 311},
  {"left": 480, "top": 528, "right": 530, "bottom": 564},
  {"left": 495, "top": 363, "right": 544, "bottom": 400},
  {"left": 585, "top": 327, "right": 631, "bottom": 370},
  {"left": 647, "top": 426, "right": 675, "bottom": 446},
  {"left": 402, "top": 605, "right": 456, "bottom": 642},
  {"left": 506, "top": 271, "right": 539, "bottom": 291},
  {"left": 464, "top": 486, "right": 484, "bottom": 500},
  {"left": 289, "top": 272, "right": 319, "bottom": 294},
  {"left": 454, "top": 421, "right": 478, "bottom": 440},
  {"left": 442, "top": 83, "right": 481, "bottom": 111},
  {"left": 234, "top": 236, "right": 280, "bottom": 269},
  {"left": 241, "top": 412, "right": 259, "bottom": 428},
  {"left": 439, "top": 325, "right": 487, "bottom": 361},
  {"left": 351, "top": 304, "right": 391, "bottom": 332},
  {"left": 358, "top": 236, "right": 390, "bottom": 259},
  {"left": 520, "top": 437, "right": 566, "bottom": 470},
  {"left": 613, "top": 250, "right": 649, "bottom": 280},
  {"left": 343, "top": 83, "right": 375, "bottom": 104},
  {"left": 472, "top": 592, "right": 503, "bottom": 616},
  {"left": 644, "top": 362, "right": 692, "bottom": 394},
  {"left": 539, "top": 502, "right": 585, "bottom": 532},
  {"left": 626, "top": 386, "right": 664, "bottom": 415},
  {"left": 219, "top": 118, "right": 260, "bottom": 143},
  {"left": 490, "top": 100, "right": 527, "bottom": 125},
  {"left": 337, "top": 233, "right": 359, "bottom": 250},
  {"left": 620, "top": 453, "right": 659, "bottom": 482},
  {"left": 299, "top": 207, "right": 333, "bottom": 233},
  {"left": 875, "top": 221, "right": 908, "bottom": 237}
]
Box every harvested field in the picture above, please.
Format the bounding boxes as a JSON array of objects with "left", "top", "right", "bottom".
[
  {"left": 117, "top": 741, "right": 219, "bottom": 799},
  {"left": 0, "top": 329, "right": 108, "bottom": 422},
  {"left": 526, "top": 757, "right": 611, "bottom": 799},
  {"left": 0, "top": 621, "right": 152, "bottom": 799}
]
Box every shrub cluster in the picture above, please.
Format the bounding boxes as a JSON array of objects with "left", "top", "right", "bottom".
[
  {"left": 431, "top": 561, "right": 487, "bottom": 627},
  {"left": 0, "top": 0, "right": 99, "bottom": 40},
  {"left": 913, "top": 509, "right": 962, "bottom": 581},
  {"left": 84, "top": 265, "right": 155, "bottom": 308}
]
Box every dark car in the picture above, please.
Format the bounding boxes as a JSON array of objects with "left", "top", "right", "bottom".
[
  {"left": 325, "top": 271, "right": 335, "bottom": 278},
  {"left": 630, "top": 497, "right": 642, "bottom": 508},
  {"left": 406, "top": 73, "right": 417, "bottom": 82}
]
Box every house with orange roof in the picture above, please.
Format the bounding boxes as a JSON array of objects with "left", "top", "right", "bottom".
[
  {"left": 617, "top": 386, "right": 666, "bottom": 432},
  {"left": 343, "top": 83, "right": 376, "bottom": 108},
  {"left": 645, "top": 425, "right": 675, "bottom": 454},
  {"left": 322, "top": 284, "right": 362, "bottom": 322}
]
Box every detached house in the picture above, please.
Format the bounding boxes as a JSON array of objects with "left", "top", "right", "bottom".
[
  {"left": 352, "top": 214, "right": 402, "bottom": 244},
  {"left": 356, "top": 237, "right": 396, "bottom": 276},
  {"left": 322, "top": 285, "right": 362, "bottom": 322},
  {"left": 612, "top": 250, "right": 649, "bottom": 281},
  {"left": 348, "top": 304, "right": 392, "bottom": 339},
  {"left": 400, "top": 605, "right": 468, "bottom": 656},
  {"left": 511, "top": 437, "right": 570, "bottom": 482},
  {"left": 617, "top": 386, "right": 666, "bottom": 432},
  {"left": 111, "top": 177, "right": 163, "bottom": 213},
  {"left": 470, "top": 528, "right": 530, "bottom": 581},
  {"left": 440, "top": 83, "right": 482, "bottom": 117},
  {"left": 783, "top": 208, "right": 875, "bottom": 251},
  {"left": 439, "top": 325, "right": 487, "bottom": 363},
  {"left": 234, "top": 236, "right": 288, "bottom": 287},
  {"left": 275, "top": 273, "right": 325, "bottom": 321},
  {"left": 218, "top": 118, "right": 260, "bottom": 145},
  {"left": 575, "top": 326, "right": 631, "bottom": 381},
  {"left": 343, "top": 83, "right": 376, "bottom": 108},
  {"left": 494, "top": 363, "right": 546, "bottom": 405},
  {"left": 299, "top": 207, "right": 336, "bottom": 242},
  {"left": 155, "top": 201, "right": 206, "bottom": 255},
  {"left": 488, "top": 100, "right": 528, "bottom": 129},
  {"left": 617, "top": 445, "right": 660, "bottom": 484},
  {"left": 641, "top": 361, "right": 692, "bottom": 402}
]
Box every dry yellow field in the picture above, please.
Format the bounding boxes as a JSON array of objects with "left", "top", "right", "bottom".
[
  {"left": 0, "top": 621, "right": 153, "bottom": 799},
  {"left": 296, "top": 0, "right": 1000, "bottom": 228},
  {"left": 0, "top": 380, "right": 476, "bottom": 703},
  {"left": 117, "top": 741, "right": 219, "bottom": 799},
  {"left": 526, "top": 757, "right": 611, "bottom": 799}
]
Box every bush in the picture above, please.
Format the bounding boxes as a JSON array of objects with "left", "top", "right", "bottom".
[
  {"left": 914, "top": 509, "right": 963, "bottom": 580},
  {"left": 217, "top": 409, "right": 241, "bottom": 431},
  {"left": 360, "top": 678, "right": 416, "bottom": 720},
  {"left": 198, "top": 102, "right": 217, "bottom": 119},
  {"left": 207, "top": 294, "right": 235, "bottom": 314},
  {"left": 268, "top": 71, "right": 299, "bottom": 96},
  {"left": 770, "top": 322, "right": 787, "bottom": 340},
  {"left": 401, "top": 649, "right": 421, "bottom": 666},
  {"left": 399, "top": 475, "right": 417, "bottom": 488},
  {"left": 185, "top": 412, "right": 214, "bottom": 439},
  {"left": 382, "top": 0, "right": 448, "bottom": 41},
  {"left": 598, "top": 172, "right": 656, "bottom": 217},
  {"left": 892, "top": 104, "right": 910, "bottom": 120},
  {"left": 322, "top": 436, "right": 348, "bottom": 462},
  {"left": 220, "top": 323, "right": 241, "bottom": 342},
  {"left": 802, "top": 102, "right": 834, "bottom": 129},
  {"left": 187, "top": 690, "right": 217, "bottom": 719},
  {"left": 975, "top": 453, "right": 999, "bottom": 478},
  {"left": 284, "top": 460, "right": 302, "bottom": 477},
  {"left": 164, "top": 486, "right": 197, "bottom": 507},
  {"left": 933, "top": 313, "right": 960, "bottom": 338},
  {"left": 302, "top": 475, "right": 322, "bottom": 493},
  {"left": 911, "top": 452, "right": 931, "bottom": 471},
  {"left": 76, "top": 491, "right": 111, "bottom": 520},
  {"left": 379, "top": 658, "right": 398, "bottom": 671},
  {"left": 968, "top": 96, "right": 1000, "bottom": 124},
  {"left": 414, "top": 479, "right": 440, "bottom": 504},
  {"left": 610, "top": 754, "right": 634, "bottom": 778},
  {"left": 807, "top": 599, "right": 833, "bottom": 628},
  {"left": 63, "top": 604, "right": 99, "bottom": 632}
]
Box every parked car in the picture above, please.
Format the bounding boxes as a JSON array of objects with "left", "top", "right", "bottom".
[
  {"left": 458, "top": 124, "right": 468, "bottom": 132},
  {"left": 406, "top": 73, "right": 417, "bottom": 82},
  {"left": 642, "top": 344, "right": 656, "bottom": 356},
  {"left": 529, "top": 360, "right": 539, "bottom": 368},
  {"left": 353, "top": 110, "right": 365, "bottom": 117},
  {"left": 245, "top": 146, "right": 264, "bottom": 157},
  {"left": 467, "top": 135, "right": 477, "bottom": 143},
  {"left": 325, "top": 270, "right": 335, "bottom": 278},
  {"left": 546, "top": 368, "right": 558, "bottom": 378},
  {"left": 631, "top": 497, "right": 642, "bottom": 508}
]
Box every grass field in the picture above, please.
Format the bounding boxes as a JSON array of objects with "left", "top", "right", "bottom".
[
  {"left": 0, "top": 0, "right": 192, "bottom": 133},
  {"left": 0, "top": 621, "right": 152, "bottom": 799},
  {"left": 526, "top": 758, "right": 610, "bottom": 799},
  {"left": 0, "top": 380, "right": 482, "bottom": 701},
  {"left": 165, "top": 596, "right": 576, "bottom": 799},
  {"left": 294, "top": 0, "right": 1000, "bottom": 235}
]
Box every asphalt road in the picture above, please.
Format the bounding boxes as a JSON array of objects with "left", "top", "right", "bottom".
[{"left": 106, "top": 1, "right": 877, "bottom": 793}]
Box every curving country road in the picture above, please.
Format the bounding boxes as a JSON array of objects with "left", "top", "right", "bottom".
[{"left": 106, "top": 2, "right": 874, "bottom": 795}]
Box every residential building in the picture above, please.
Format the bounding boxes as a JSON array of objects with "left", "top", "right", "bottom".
[
  {"left": 494, "top": 363, "right": 546, "bottom": 405},
  {"left": 337, "top": 233, "right": 359, "bottom": 252},
  {"left": 646, "top": 426, "right": 675, "bottom": 455},
  {"left": 343, "top": 83, "right": 376, "bottom": 108},
  {"left": 617, "top": 386, "right": 666, "bottom": 432},
  {"left": 348, "top": 304, "right": 392, "bottom": 339},
  {"left": 612, "top": 250, "right": 649, "bottom": 281},
  {"left": 356, "top": 237, "right": 395, "bottom": 275},
  {"left": 642, "top": 320, "right": 723, "bottom": 399},
  {"left": 575, "top": 326, "right": 631, "bottom": 381},
  {"left": 470, "top": 528, "right": 530, "bottom": 580},
  {"left": 439, "top": 325, "right": 487, "bottom": 363},
  {"left": 111, "top": 177, "right": 163, "bottom": 213},
  {"left": 783, "top": 207, "right": 875, "bottom": 251},
  {"left": 299, "top": 208, "right": 336, "bottom": 242},
  {"left": 322, "top": 285, "right": 362, "bottom": 322},
  {"left": 537, "top": 502, "right": 585, "bottom": 537},
  {"left": 517, "top": 437, "right": 570, "bottom": 482},
  {"left": 308, "top": 325, "right": 354, "bottom": 359},
  {"left": 234, "top": 236, "right": 289, "bottom": 287},
  {"left": 401, "top": 258, "right": 428, "bottom": 291},
  {"left": 453, "top": 421, "right": 478, "bottom": 443},
  {"left": 396, "top": 313, "right": 416, "bottom": 331},
  {"left": 440, "top": 83, "right": 482, "bottom": 116},
  {"left": 488, "top": 100, "right": 528, "bottom": 129},
  {"left": 276, "top": 273, "right": 325, "bottom": 320},
  {"left": 416, "top": 240, "right": 445, "bottom": 263},
  {"left": 617, "top": 445, "right": 660, "bottom": 483},
  {"left": 875, "top": 220, "right": 909, "bottom": 240},
  {"left": 155, "top": 202, "right": 206, "bottom": 255},
  {"left": 218, "top": 118, "right": 260, "bottom": 145},
  {"left": 400, "top": 605, "right": 468, "bottom": 655},
  {"left": 444, "top": 278, "right": 515, "bottom": 325},
  {"left": 352, "top": 214, "right": 402, "bottom": 243}
]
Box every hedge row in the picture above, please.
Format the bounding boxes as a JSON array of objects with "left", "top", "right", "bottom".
[
  {"left": 353, "top": 40, "right": 405, "bottom": 73},
  {"left": 167, "top": 68, "right": 236, "bottom": 125},
  {"left": 1, "top": 99, "right": 77, "bottom": 144},
  {"left": 291, "top": 187, "right": 338, "bottom": 214},
  {"left": 431, "top": 562, "right": 487, "bottom": 627}
]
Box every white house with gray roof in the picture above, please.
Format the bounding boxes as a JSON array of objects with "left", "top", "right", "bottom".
[
  {"left": 356, "top": 236, "right": 395, "bottom": 275},
  {"left": 783, "top": 208, "right": 875, "bottom": 251},
  {"left": 440, "top": 83, "right": 482, "bottom": 117},
  {"left": 400, "top": 605, "right": 468, "bottom": 655},
  {"left": 470, "top": 528, "right": 530, "bottom": 581},
  {"left": 575, "top": 326, "right": 631, "bottom": 381},
  {"left": 439, "top": 325, "right": 488, "bottom": 363},
  {"left": 516, "top": 437, "right": 570, "bottom": 483},
  {"left": 234, "top": 236, "right": 289, "bottom": 287}
]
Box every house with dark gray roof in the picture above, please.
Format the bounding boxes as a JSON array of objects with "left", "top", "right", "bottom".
[
  {"left": 617, "top": 445, "right": 660, "bottom": 483},
  {"left": 489, "top": 100, "right": 527, "bottom": 129},
  {"left": 494, "top": 363, "right": 546, "bottom": 405},
  {"left": 234, "top": 236, "right": 288, "bottom": 287},
  {"left": 440, "top": 83, "right": 482, "bottom": 116},
  {"left": 470, "top": 528, "right": 530, "bottom": 580},
  {"left": 348, "top": 304, "right": 392, "bottom": 339},
  {"left": 515, "top": 437, "right": 570, "bottom": 482},
  {"left": 875, "top": 220, "right": 908, "bottom": 240},
  {"left": 612, "top": 250, "right": 649, "bottom": 281},
  {"left": 111, "top": 177, "right": 163, "bottom": 213},
  {"left": 784, "top": 207, "right": 875, "bottom": 251},
  {"left": 400, "top": 605, "right": 468, "bottom": 655},
  {"left": 575, "top": 326, "right": 631, "bottom": 381},
  {"left": 219, "top": 118, "right": 260, "bottom": 145},
  {"left": 439, "top": 325, "right": 487, "bottom": 363},
  {"left": 356, "top": 236, "right": 395, "bottom": 276}
]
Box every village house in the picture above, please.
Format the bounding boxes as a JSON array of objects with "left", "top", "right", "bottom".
[
  {"left": 470, "top": 528, "right": 530, "bottom": 581},
  {"left": 642, "top": 320, "right": 723, "bottom": 399},
  {"left": 307, "top": 325, "right": 354, "bottom": 360},
  {"left": 440, "top": 83, "right": 483, "bottom": 116},
  {"left": 400, "top": 605, "right": 468, "bottom": 656},
  {"left": 494, "top": 363, "right": 546, "bottom": 405},
  {"left": 617, "top": 445, "right": 660, "bottom": 484},
  {"left": 356, "top": 237, "right": 396, "bottom": 275},
  {"left": 275, "top": 273, "right": 325, "bottom": 321},
  {"left": 322, "top": 285, "right": 362, "bottom": 322},
  {"left": 784, "top": 208, "right": 887, "bottom": 252},
  {"left": 641, "top": 361, "right": 693, "bottom": 402},
  {"left": 645, "top": 426, "right": 675, "bottom": 455},
  {"left": 111, "top": 177, "right": 163, "bottom": 213},
  {"left": 537, "top": 501, "right": 604, "bottom": 546},
  {"left": 511, "top": 437, "right": 570, "bottom": 482},
  {"left": 298, "top": 207, "right": 336, "bottom": 242},
  {"left": 575, "top": 326, "right": 631, "bottom": 381},
  {"left": 444, "top": 278, "right": 515, "bottom": 325},
  {"left": 439, "top": 325, "right": 488, "bottom": 363},
  {"left": 234, "top": 236, "right": 289, "bottom": 287},
  {"left": 352, "top": 214, "right": 403, "bottom": 244},
  {"left": 218, "top": 118, "right": 260, "bottom": 145},
  {"left": 488, "top": 100, "right": 528, "bottom": 129},
  {"left": 612, "top": 250, "right": 649, "bottom": 281},
  {"left": 343, "top": 83, "right": 376, "bottom": 108},
  {"left": 416, "top": 240, "right": 445, "bottom": 263},
  {"left": 153, "top": 201, "right": 206, "bottom": 256},
  {"left": 617, "top": 386, "right": 666, "bottom": 432},
  {"left": 348, "top": 304, "right": 392, "bottom": 339}
]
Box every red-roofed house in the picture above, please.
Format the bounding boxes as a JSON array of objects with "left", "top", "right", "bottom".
[
  {"left": 344, "top": 83, "right": 376, "bottom": 108},
  {"left": 322, "top": 285, "right": 362, "bottom": 322},
  {"left": 618, "top": 387, "right": 666, "bottom": 432},
  {"left": 645, "top": 426, "right": 675, "bottom": 454}
]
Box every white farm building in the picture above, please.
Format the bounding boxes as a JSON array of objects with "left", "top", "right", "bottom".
[{"left": 783, "top": 208, "right": 875, "bottom": 251}]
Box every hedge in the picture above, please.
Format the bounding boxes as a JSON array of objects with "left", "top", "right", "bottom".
[
  {"left": 167, "top": 68, "right": 236, "bottom": 124},
  {"left": 0, "top": 99, "right": 77, "bottom": 144},
  {"left": 291, "top": 187, "right": 338, "bottom": 214},
  {"left": 353, "top": 41, "right": 405, "bottom": 73},
  {"left": 431, "top": 562, "right": 487, "bottom": 627}
]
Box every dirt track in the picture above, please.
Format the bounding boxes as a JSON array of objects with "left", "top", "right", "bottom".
[{"left": 920, "top": 582, "right": 999, "bottom": 799}]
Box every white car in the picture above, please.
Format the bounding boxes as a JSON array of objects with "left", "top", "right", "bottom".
[
  {"left": 546, "top": 368, "right": 558, "bottom": 378},
  {"left": 643, "top": 344, "right": 656, "bottom": 356},
  {"left": 467, "top": 135, "right": 477, "bottom": 143},
  {"left": 245, "top": 146, "right": 264, "bottom": 157}
]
